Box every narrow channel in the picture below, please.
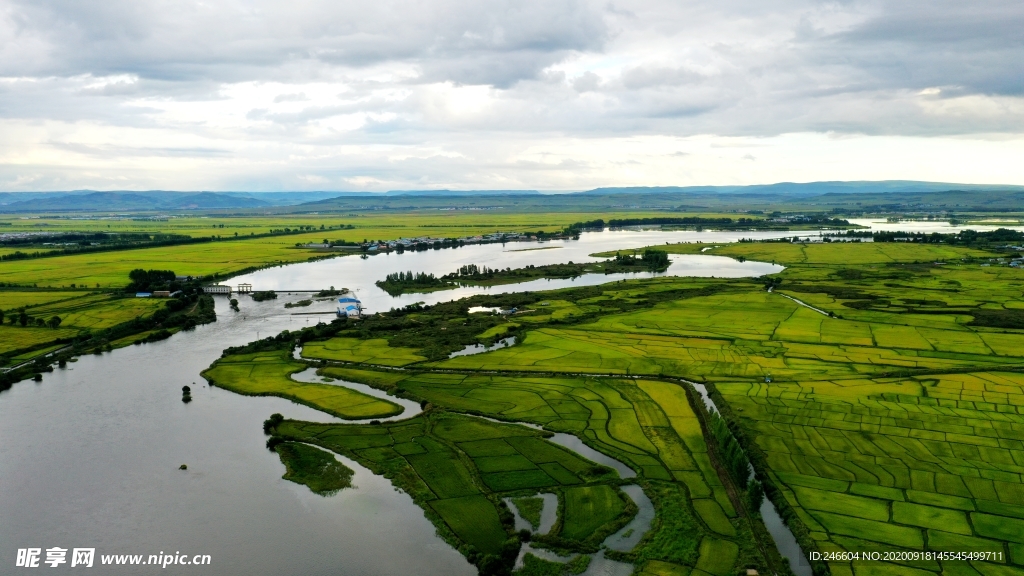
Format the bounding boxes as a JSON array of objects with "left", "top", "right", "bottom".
[
  {"left": 509, "top": 485, "right": 652, "bottom": 576},
  {"left": 290, "top": 367, "right": 423, "bottom": 422},
  {"left": 686, "top": 379, "right": 812, "bottom": 576},
  {"left": 448, "top": 336, "right": 517, "bottom": 358}
]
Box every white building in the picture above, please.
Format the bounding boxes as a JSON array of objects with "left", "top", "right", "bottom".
[{"left": 337, "top": 297, "right": 362, "bottom": 317}]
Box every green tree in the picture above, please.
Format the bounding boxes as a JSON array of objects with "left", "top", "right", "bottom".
[
  {"left": 47, "top": 316, "right": 62, "bottom": 329},
  {"left": 747, "top": 479, "right": 764, "bottom": 511}
]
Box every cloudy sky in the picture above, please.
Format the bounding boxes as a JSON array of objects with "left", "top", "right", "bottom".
[{"left": 1, "top": 0, "right": 1022, "bottom": 191}]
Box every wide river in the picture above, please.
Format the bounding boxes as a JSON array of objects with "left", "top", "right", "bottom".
[{"left": 1, "top": 223, "right": 1012, "bottom": 574}]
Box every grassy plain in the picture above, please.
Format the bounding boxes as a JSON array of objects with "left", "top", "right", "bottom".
[
  {"left": 706, "top": 241, "right": 995, "bottom": 265},
  {"left": 301, "top": 337, "right": 427, "bottom": 366},
  {"left": 0, "top": 209, "right": 789, "bottom": 289},
  {"left": 0, "top": 290, "right": 93, "bottom": 308},
  {"left": 0, "top": 211, "right": 719, "bottom": 239},
  {"left": 0, "top": 235, "right": 336, "bottom": 287},
  {"left": 587, "top": 240, "right": 1024, "bottom": 575},
  {"left": 561, "top": 485, "right": 627, "bottom": 540},
  {"left": 0, "top": 211, "right": 755, "bottom": 365},
  {"left": 202, "top": 350, "right": 403, "bottom": 419},
  {"left": 0, "top": 210, "right": 685, "bottom": 289},
  {"left": 0, "top": 326, "right": 79, "bottom": 358},
  {"left": 0, "top": 247, "right": 56, "bottom": 257}
]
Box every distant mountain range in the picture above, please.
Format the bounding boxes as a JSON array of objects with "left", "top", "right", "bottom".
[
  {"left": 1, "top": 181, "right": 1022, "bottom": 212},
  {"left": 0, "top": 191, "right": 342, "bottom": 212},
  {"left": 581, "top": 181, "right": 1024, "bottom": 196}
]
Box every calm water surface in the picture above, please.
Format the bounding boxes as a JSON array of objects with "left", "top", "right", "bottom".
[
  {"left": 231, "top": 228, "right": 792, "bottom": 312},
  {"left": 0, "top": 298, "right": 473, "bottom": 575}
]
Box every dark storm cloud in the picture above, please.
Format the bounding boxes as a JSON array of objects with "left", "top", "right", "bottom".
[
  {"left": 816, "top": 2, "right": 1024, "bottom": 95},
  {"left": 1, "top": 0, "right": 607, "bottom": 85}
]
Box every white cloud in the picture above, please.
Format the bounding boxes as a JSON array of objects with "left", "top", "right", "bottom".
[{"left": 0, "top": 0, "right": 1021, "bottom": 190}]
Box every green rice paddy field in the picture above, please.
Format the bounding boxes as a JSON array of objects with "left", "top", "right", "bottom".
[
  {"left": 279, "top": 363, "right": 784, "bottom": 572},
  {"left": 0, "top": 291, "right": 167, "bottom": 359},
  {"left": 273, "top": 411, "right": 632, "bottom": 556},
  {"left": 0, "top": 210, "right": 704, "bottom": 240},
  {"left": 270, "top": 241, "right": 1024, "bottom": 576}
]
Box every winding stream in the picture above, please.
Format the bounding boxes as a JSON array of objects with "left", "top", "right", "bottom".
[
  {"left": 290, "top": 367, "right": 422, "bottom": 423},
  {"left": 508, "top": 484, "right": 653, "bottom": 576}
]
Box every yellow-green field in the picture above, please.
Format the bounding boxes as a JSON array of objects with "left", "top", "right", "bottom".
[
  {"left": 0, "top": 247, "right": 56, "bottom": 257},
  {"left": 1, "top": 210, "right": 741, "bottom": 288},
  {"left": 0, "top": 290, "right": 93, "bottom": 308},
  {"left": 706, "top": 242, "right": 996, "bottom": 265},
  {"left": 0, "top": 292, "right": 168, "bottom": 356},
  {"left": 0, "top": 211, "right": 724, "bottom": 239},
  {"left": 0, "top": 235, "right": 333, "bottom": 287},
  {"left": 301, "top": 338, "right": 427, "bottom": 366},
  {"left": 260, "top": 240, "right": 1024, "bottom": 575},
  {"left": 0, "top": 326, "right": 79, "bottom": 357}
]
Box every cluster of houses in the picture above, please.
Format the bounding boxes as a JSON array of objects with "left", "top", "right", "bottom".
[{"left": 980, "top": 255, "right": 1024, "bottom": 267}]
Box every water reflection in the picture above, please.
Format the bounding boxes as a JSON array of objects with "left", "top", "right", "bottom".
[
  {"left": 448, "top": 337, "right": 516, "bottom": 358},
  {"left": 290, "top": 367, "right": 422, "bottom": 423},
  {"left": 0, "top": 298, "right": 474, "bottom": 576},
  {"left": 546, "top": 433, "right": 636, "bottom": 479}
]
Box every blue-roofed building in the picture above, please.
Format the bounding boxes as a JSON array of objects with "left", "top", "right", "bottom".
[{"left": 337, "top": 297, "right": 362, "bottom": 318}]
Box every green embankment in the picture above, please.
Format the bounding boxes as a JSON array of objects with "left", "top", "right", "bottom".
[{"left": 202, "top": 350, "right": 403, "bottom": 420}]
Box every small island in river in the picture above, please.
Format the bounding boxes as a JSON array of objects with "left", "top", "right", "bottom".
[{"left": 375, "top": 249, "right": 671, "bottom": 296}]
